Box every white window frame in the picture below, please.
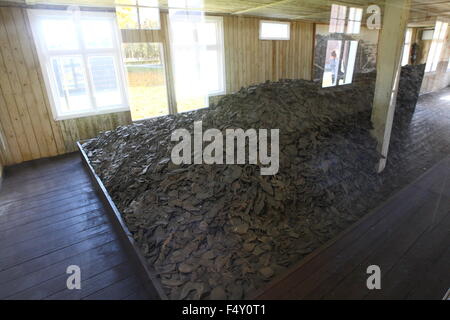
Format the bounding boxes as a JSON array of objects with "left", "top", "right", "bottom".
[
  {"left": 259, "top": 20, "right": 291, "bottom": 41},
  {"left": 329, "top": 4, "right": 347, "bottom": 34},
  {"left": 28, "top": 9, "right": 129, "bottom": 121},
  {"left": 116, "top": 0, "right": 161, "bottom": 30},
  {"left": 169, "top": 15, "right": 226, "bottom": 100},
  {"left": 401, "top": 28, "right": 413, "bottom": 66},
  {"left": 346, "top": 7, "right": 363, "bottom": 34},
  {"left": 205, "top": 16, "right": 226, "bottom": 96}
]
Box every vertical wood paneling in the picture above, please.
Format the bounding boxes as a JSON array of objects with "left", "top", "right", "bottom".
[
  {"left": 0, "top": 8, "right": 314, "bottom": 166},
  {"left": 0, "top": 6, "right": 133, "bottom": 165},
  {"left": 0, "top": 7, "right": 35, "bottom": 162},
  {"left": 19, "top": 7, "right": 66, "bottom": 156},
  {"left": 223, "top": 16, "right": 314, "bottom": 93}
]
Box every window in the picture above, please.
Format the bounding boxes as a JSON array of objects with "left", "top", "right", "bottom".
[
  {"left": 422, "top": 29, "right": 434, "bottom": 40},
  {"left": 425, "top": 21, "right": 448, "bottom": 73},
  {"left": 329, "top": 4, "right": 362, "bottom": 35},
  {"left": 28, "top": 9, "right": 128, "bottom": 120},
  {"left": 123, "top": 42, "right": 170, "bottom": 120},
  {"left": 201, "top": 17, "right": 226, "bottom": 96},
  {"left": 116, "top": 0, "right": 160, "bottom": 30},
  {"left": 322, "top": 40, "right": 359, "bottom": 88},
  {"left": 401, "top": 28, "right": 413, "bottom": 66},
  {"left": 329, "top": 4, "right": 347, "bottom": 33},
  {"left": 169, "top": 15, "right": 225, "bottom": 112},
  {"left": 346, "top": 7, "right": 363, "bottom": 34},
  {"left": 259, "top": 21, "right": 290, "bottom": 40}
]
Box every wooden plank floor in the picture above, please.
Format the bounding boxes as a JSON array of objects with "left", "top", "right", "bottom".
[
  {"left": 0, "top": 153, "right": 151, "bottom": 300},
  {"left": 255, "top": 157, "right": 450, "bottom": 300}
]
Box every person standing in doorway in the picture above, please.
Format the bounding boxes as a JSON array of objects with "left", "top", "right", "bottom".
[{"left": 330, "top": 50, "right": 339, "bottom": 85}]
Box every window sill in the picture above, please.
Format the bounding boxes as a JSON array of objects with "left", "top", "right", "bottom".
[{"left": 54, "top": 106, "right": 130, "bottom": 121}]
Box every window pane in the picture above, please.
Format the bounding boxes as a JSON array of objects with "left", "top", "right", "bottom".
[
  {"left": 439, "top": 22, "right": 448, "bottom": 40},
  {"left": 354, "top": 22, "right": 361, "bottom": 34},
  {"left": 203, "top": 49, "right": 220, "bottom": 93},
  {"left": 342, "top": 40, "right": 358, "bottom": 85},
  {"left": 329, "top": 18, "right": 337, "bottom": 33},
  {"left": 405, "top": 28, "right": 412, "bottom": 44},
  {"left": 426, "top": 41, "right": 437, "bottom": 72},
  {"left": 260, "top": 21, "right": 290, "bottom": 40},
  {"left": 82, "top": 19, "right": 114, "bottom": 49},
  {"left": 336, "top": 19, "right": 345, "bottom": 33},
  {"left": 51, "top": 56, "right": 91, "bottom": 112},
  {"left": 347, "top": 20, "right": 354, "bottom": 33},
  {"left": 348, "top": 7, "right": 356, "bottom": 21},
  {"left": 42, "top": 18, "right": 78, "bottom": 50},
  {"left": 123, "top": 43, "right": 169, "bottom": 120},
  {"left": 88, "top": 56, "right": 122, "bottom": 107},
  {"left": 116, "top": 0, "right": 137, "bottom": 4},
  {"left": 330, "top": 4, "right": 339, "bottom": 19},
  {"left": 433, "top": 21, "right": 442, "bottom": 40},
  {"left": 139, "top": 7, "right": 160, "bottom": 29},
  {"left": 354, "top": 8, "right": 363, "bottom": 21},
  {"left": 348, "top": 7, "right": 362, "bottom": 22},
  {"left": 171, "top": 20, "right": 195, "bottom": 44},
  {"left": 422, "top": 29, "right": 434, "bottom": 40},
  {"left": 338, "top": 5, "right": 347, "bottom": 19},
  {"left": 116, "top": 6, "right": 139, "bottom": 29},
  {"left": 432, "top": 43, "right": 444, "bottom": 71},
  {"left": 347, "top": 20, "right": 361, "bottom": 34},
  {"left": 402, "top": 44, "right": 410, "bottom": 66},
  {"left": 139, "top": 0, "right": 159, "bottom": 6},
  {"left": 172, "top": 47, "right": 208, "bottom": 112},
  {"left": 199, "top": 22, "right": 217, "bottom": 45}
]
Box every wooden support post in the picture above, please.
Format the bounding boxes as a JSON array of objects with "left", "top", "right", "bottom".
[{"left": 371, "top": 0, "right": 411, "bottom": 173}]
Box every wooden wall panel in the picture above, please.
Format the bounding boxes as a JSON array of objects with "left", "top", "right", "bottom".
[
  {"left": 0, "top": 7, "right": 314, "bottom": 166},
  {"left": 59, "top": 112, "right": 132, "bottom": 152},
  {"left": 223, "top": 16, "right": 313, "bottom": 93},
  {"left": 0, "top": 6, "right": 132, "bottom": 165}
]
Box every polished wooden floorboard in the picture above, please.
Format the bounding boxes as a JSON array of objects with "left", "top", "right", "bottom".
[{"left": 0, "top": 153, "right": 151, "bottom": 300}]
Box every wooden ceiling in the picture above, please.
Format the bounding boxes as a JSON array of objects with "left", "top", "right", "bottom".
[{"left": 1, "top": 0, "right": 449, "bottom": 22}]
